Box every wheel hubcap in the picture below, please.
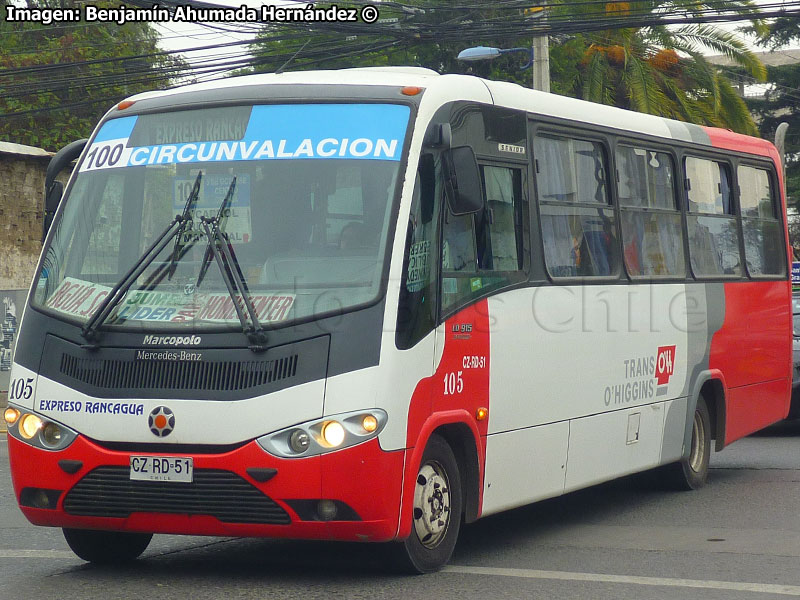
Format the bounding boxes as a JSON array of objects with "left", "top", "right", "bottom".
[
  {"left": 412, "top": 462, "right": 451, "bottom": 549},
  {"left": 689, "top": 408, "right": 706, "bottom": 473}
]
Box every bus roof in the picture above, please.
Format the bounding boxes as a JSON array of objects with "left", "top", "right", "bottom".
[{"left": 120, "top": 66, "right": 775, "bottom": 158}]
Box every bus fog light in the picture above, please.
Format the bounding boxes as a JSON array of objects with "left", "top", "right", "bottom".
[
  {"left": 4, "top": 407, "right": 20, "bottom": 426},
  {"left": 321, "top": 421, "right": 345, "bottom": 447},
  {"left": 41, "top": 422, "right": 63, "bottom": 447},
  {"left": 317, "top": 500, "right": 338, "bottom": 521},
  {"left": 19, "top": 414, "right": 43, "bottom": 439},
  {"left": 289, "top": 429, "right": 310, "bottom": 454},
  {"left": 361, "top": 414, "right": 378, "bottom": 433}
]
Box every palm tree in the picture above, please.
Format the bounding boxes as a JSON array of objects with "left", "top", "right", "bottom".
[{"left": 549, "top": 1, "right": 766, "bottom": 135}]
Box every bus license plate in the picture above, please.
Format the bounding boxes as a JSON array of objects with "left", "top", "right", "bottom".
[{"left": 129, "top": 456, "right": 193, "bottom": 483}]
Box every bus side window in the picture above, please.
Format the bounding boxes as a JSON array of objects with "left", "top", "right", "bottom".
[
  {"left": 440, "top": 165, "right": 527, "bottom": 313},
  {"left": 397, "top": 154, "right": 441, "bottom": 349},
  {"left": 685, "top": 157, "right": 741, "bottom": 277},
  {"left": 738, "top": 165, "right": 785, "bottom": 277},
  {"left": 535, "top": 134, "right": 619, "bottom": 279},
  {"left": 482, "top": 166, "right": 525, "bottom": 272},
  {"left": 617, "top": 145, "right": 685, "bottom": 279}
]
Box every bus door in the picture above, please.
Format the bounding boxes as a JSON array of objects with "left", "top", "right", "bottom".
[{"left": 434, "top": 104, "right": 570, "bottom": 515}]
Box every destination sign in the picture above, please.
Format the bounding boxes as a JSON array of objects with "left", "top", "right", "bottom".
[
  {"left": 128, "top": 106, "right": 252, "bottom": 146},
  {"left": 80, "top": 103, "right": 410, "bottom": 173}
]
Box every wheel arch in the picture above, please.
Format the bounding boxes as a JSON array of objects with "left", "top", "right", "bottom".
[
  {"left": 433, "top": 422, "right": 481, "bottom": 524},
  {"left": 685, "top": 370, "right": 728, "bottom": 455},
  {"left": 398, "top": 410, "right": 483, "bottom": 539}
]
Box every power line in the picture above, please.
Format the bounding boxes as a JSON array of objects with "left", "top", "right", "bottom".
[{"left": 3, "top": 0, "right": 800, "bottom": 119}]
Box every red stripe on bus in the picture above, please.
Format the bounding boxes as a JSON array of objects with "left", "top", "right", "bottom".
[
  {"left": 709, "top": 281, "right": 792, "bottom": 445},
  {"left": 399, "top": 299, "right": 491, "bottom": 538}
]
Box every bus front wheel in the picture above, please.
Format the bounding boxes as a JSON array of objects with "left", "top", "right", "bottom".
[
  {"left": 63, "top": 528, "right": 152, "bottom": 564},
  {"left": 396, "top": 434, "right": 463, "bottom": 574}
]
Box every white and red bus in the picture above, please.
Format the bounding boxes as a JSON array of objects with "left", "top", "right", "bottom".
[{"left": 4, "top": 67, "right": 791, "bottom": 572}]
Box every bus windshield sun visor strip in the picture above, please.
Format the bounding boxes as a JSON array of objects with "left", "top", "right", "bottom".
[{"left": 80, "top": 171, "right": 205, "bottom": 345}]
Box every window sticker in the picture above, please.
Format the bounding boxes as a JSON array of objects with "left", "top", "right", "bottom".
[
  {"left": 406, "top": 240, "right": 431, "bottom": 292},
  {"left": 173, "top": 173, "right": 252, "bottom": 244},
  {"left": 44, "top": 277, "right": 295, "bottom": 324}
]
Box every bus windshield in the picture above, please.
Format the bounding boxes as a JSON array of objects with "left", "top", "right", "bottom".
[{"left": 32, "top": 103, "right": 410, "bottom": 332}]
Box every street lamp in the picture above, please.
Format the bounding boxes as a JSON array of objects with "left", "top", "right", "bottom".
[
  {"left": 457, "top": 6, "right": 549, "bottom": 91},
  {"left": 457, "top": 46, "right": 539, "bottom": 88},
  {"left": 457, "top": 46, "right": 534, "bottom": 67}
]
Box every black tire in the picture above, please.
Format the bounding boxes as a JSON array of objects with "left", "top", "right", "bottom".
[
  {"left": 63, "top": 528, "right": 152, "bottom": 564},
  {"left": 662, "top": 395, "right": 712, "bottom": 490},
  {"left": 395, "top": 434, "right": 463, "bottom": 574}
]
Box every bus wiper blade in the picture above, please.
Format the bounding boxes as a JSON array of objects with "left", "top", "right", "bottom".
[
  {"left": 81, "top": 171, "right": 205, "bottom": 342},
  {"left": 196, "top": 176, "right": 236, "bottom": 288},
  {"left": 197, "top": 184, "right": 268, "bottom": 352},
  {"left": 167, "top": 171, "right": 203, "bottom": 280},
  {"left": 81, "top": 214, "right": 187, "bottom": 342}
]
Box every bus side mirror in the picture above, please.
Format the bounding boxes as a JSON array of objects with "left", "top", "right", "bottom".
[
  {"left": 443, "top": 145, "right": 484, "bottom": 215},
  {"left": 43, "top": 138, "right": 87, "bottom": 240},
  {"left": 43, "top": 181, "right": 64, "bottom": 237},
  {"left": 423, "top": 122, "right": 452, "bottom": 149}
]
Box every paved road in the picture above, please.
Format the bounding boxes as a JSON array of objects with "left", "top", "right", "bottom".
[{"left": 2, "top": 422, "right": 800, "bottom": 599}]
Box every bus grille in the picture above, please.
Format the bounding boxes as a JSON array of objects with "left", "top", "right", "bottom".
[
  {"left": 59, "top": 353, "right": 299, "bottom": 392},
  {"left": 63, "top": 467, "right": 291, "bottom": 524}
]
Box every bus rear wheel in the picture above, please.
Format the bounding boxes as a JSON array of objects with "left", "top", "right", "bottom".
[
  {"left": 63, "top": 528, "right": 152, "bottom": 564},
  {"left": 663, "top": 395, "right": 711, "bottom": 490},
  {"left": 396, "top": 434, "right": 463, "bottom": 574}
]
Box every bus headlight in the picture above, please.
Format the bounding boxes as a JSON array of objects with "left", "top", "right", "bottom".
[
  {"left": 5, "top": 404, "right": 78, "bottom": 452},
  {"left": 321, "top": 421, "right": 345, "bottom": 448},
  {"left": 19, "top": 414, "right": 43, "bottom": 439},
  {"left": 289, "top": 429, "right": 311, "bottom": 454},
  {"left": 4, "top": 407, "right": 20, "bottom": 426},
  {"left": 41, "top": 422, "right": 64, "bottom": 448},
  {"left": 257, "top": 409, "right": 387, "bottom": 459}
]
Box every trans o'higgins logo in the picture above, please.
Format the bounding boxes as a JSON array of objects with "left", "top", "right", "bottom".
[
  {"left": 655, "top": 345, "right": 676, "bottom": 387},
  {"left": 148, "top": 406, "right": 175, "bottom": 437},
  {"left": 143, "top": 334, "right": 201, "bottom": 346},
  {"left": 604, "top": 345, "right": 677, "bottom": 406}
]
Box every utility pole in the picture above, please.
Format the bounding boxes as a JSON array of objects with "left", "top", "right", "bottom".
[
  {"left": 525, "top": 5, "right": 549, "bottom": 92},
  {"left": 532, "top": 34, "right": 550, "bottom": 92}
]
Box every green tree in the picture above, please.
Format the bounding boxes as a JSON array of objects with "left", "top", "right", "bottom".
[
  {"left": 244, "top": 2, "right": 536, "bottom": 86},
  {"left": 0, "top": 0, "right": 185, "bottom": 150},
  {"left": 246, "top": 1, "right": 766, "bottom": 135},
  {"left": 548, "top": 1, "right": 766, "bottom": 135},
  {"left": 745, "top": 14, "right": 800, "bottom": 211}
]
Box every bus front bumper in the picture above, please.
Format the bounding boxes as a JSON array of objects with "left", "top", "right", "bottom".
[{"left": 7, "top": 434, "right": 405, "bottom": 542}]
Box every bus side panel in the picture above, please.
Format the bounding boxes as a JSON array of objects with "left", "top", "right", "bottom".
[
  {"left": 711, "top": 282, "right": 790, "bottom": 388},
  {"left": 725, "top": 379, "right": 790, "bottom": 444},
  {"left": 710, "top": 281, "right": 791, "bottom": 444},
  {"left": 480, "top": 422, "right": 568, "bottom": 517},
  {"left": 564, "top": 402, "right": 666, "bottom": 493}
]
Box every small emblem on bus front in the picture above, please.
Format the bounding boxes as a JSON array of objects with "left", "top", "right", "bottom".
[
  {"left": 148, "top": 406, "right": 175, "bottom": 437},
  {"left": 143, "top": 334, "right": 201, "bottom": 346}
]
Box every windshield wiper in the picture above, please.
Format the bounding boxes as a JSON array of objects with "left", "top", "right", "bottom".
[
  {"left": 196, "top": 177, "right": 269, "bottom": 352},
  {"left": 167, "top": 171, "right": 202, "bottom": 280},
  {"left": 196, "top": 175, "right": 236, "bottom": 288},
  {"left": 80, "top": 171, "right": 203, "bottom": 343},
  {"left": 81, "top": 215, "right": 187, "bottom": 342}
]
